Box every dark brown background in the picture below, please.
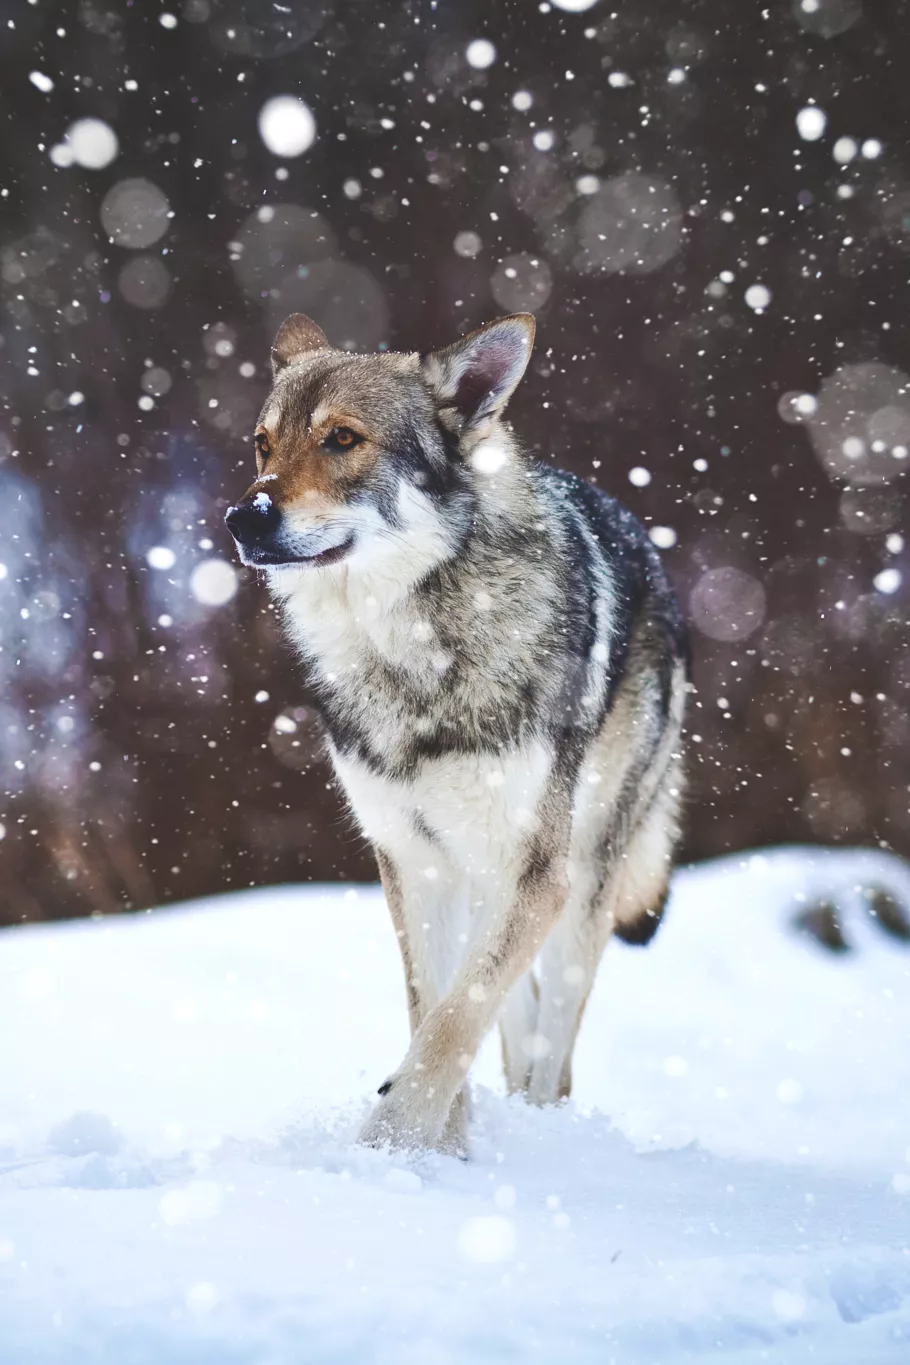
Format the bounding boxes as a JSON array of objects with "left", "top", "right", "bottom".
[{"left": 1, "top": 0, "right": 908, "bottom": 925}]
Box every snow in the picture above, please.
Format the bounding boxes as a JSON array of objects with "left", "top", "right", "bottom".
[
  {"left": 796, "top": 107, "right": 827, "bottom": 143},
  {"left": 470, "top": 441, "right": 509, "bottom": 475},
  {"left": 649, "top": 525, "right": 678, "bottom": 549},
  {"left": 465, "top": 40, "right": 497, "bottom": 71},
  {"left": 549, "top": 0, "right": 600, "bottom": 12},
  {"left": 146, "top": 545, "right": 176, "bottom": 570},
  {"left": 745, "top": 283, "right": 771, "bottom": 311},
  {"left": 63, "top": 119, "right": 120, "bottom": 171},
  {"left": 1, "top": 846, "right": 909, "bottom": 1364},
  {"left": 257, "top": 96, "right": 316, "bottom": 159},
  {"left": 454, "top": 231, "right": 483, "bottom": 259},
  {"left": 874, "top": 568, "right": 901, "bottom": 595},
  {"left": 189, "top": 558, "right": 238, "bottom": 607}
]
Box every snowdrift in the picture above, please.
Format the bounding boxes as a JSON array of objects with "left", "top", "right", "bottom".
[{"left": 1, "top": 846, "right": 909, "bottom": 1363}]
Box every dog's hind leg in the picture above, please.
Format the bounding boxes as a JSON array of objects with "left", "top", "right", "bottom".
[
  {"left": 610, "top": 796, "right": 676, "bottom": 948},
  {"left": 527, "top": 790, "right": 678, "bottom": 1106},
  {"left": 524, "top": 865, "right": 605, "bottom": 1106},
  {"left": 525, "top": 670, "right": 686, "bottom": 1105}
]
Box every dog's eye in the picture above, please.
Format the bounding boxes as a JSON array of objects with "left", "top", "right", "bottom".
[
  {"left": 323, "top": 426, "right": 364, "bottom": 453},
  {"left": 254, "top": 431, "right": 271, "bottom": 460}
]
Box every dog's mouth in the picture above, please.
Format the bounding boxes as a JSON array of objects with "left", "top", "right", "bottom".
[{"left": 240, "top": 534, "right": 356, "bottom": 570}]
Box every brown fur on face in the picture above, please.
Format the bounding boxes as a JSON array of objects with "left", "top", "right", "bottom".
[
  {"left": 250, "top": 412, "right": 381, "bottom": 511},
  {"left": 241, "top": 351, "right": 437, "bottom": 517}
]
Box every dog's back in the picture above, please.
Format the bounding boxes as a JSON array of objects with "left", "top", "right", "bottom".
[{"left": 538, "top": 462, "right": 688, "bottom": 725}]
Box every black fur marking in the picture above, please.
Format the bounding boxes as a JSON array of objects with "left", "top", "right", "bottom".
[
  {"left": 554, "top": 505, "right": 599, "bottom": 731},
  {"left": 395, "top": 415, "right": 457, "bottom": 499},
  {"left": 318, "top": 700, "right": 396, "bottom": 777},
  {"left": 355, "top": 466, "right": 404, "bottom": 531},
  {"left": 540, "top": 465, "right": 688, "bottom": 709},
  {"left": 517, "top": 834, "right": 554, "bottom": 893},
  {"left": 614, "top": 881, "right": 670, "bottom": 946},
  {"left": 412, "top": 810, "right": 441, "bottom": 845},
  {"left": 377, "top": 1078, "right": 393, "bottom": 1096}
]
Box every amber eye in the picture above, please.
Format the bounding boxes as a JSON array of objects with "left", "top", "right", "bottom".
[
  {"left": 323, "top": 426, "right": 364, "bottom": 453},
  {"left": 254, "top": 430, "right": 271, "bottom": 460}
]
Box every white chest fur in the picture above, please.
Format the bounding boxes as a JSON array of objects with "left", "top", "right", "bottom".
[{"left": 332, "top": 743, "right": 553, "bottom": 883}]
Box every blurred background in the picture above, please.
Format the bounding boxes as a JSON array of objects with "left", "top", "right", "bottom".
[{"left": 0, "top": 0, "right": 908, "bottom": 926}]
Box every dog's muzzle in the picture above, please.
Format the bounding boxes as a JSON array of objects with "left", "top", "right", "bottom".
[
  {"left": 225, "top": 495, "right": 280, "bottom": 548},
  {"left": 225, "top": 497, "right": 355, "bottom": 568}
]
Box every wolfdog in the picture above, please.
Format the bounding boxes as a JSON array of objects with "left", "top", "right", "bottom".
[{"left": 226, "top": 312, "right": 688, "bottom": 1154}]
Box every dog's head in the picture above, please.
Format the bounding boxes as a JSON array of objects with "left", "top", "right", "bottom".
[{"left": 224, "top": 312, "right": 535, "bottom": 575}]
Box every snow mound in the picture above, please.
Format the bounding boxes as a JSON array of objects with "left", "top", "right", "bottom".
[{"left": 1, "top": 846, "right": 908, "bottom": 1363}]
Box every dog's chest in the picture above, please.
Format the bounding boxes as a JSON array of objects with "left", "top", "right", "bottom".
[
  {"left": 286, "top": 576, "right": 452, "bottom": 685},
  {"left": 284, "top": 576, "right": 546, "bottom": 767},
  {"left": 332, "top": 743, "right": 553, "bottom": 875}
]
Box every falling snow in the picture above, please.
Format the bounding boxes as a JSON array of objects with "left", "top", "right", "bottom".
[
  {"left": 257, "top": 96, "right": 317, "bottom": 159},
  {"left": 795, "top": 105, "right": 827, "bottom": 141}
]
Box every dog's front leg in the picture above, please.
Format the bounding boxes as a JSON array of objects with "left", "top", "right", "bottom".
[
  {"left": 359, "top": 828, "right": 571, "bottom": 1152},
  {"left": 373, "top": 844, "right": 473, "bottom": 1153}
]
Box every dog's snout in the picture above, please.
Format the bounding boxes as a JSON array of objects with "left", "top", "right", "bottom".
[{"left": 225, "top": 495, "right": 280, "bottom": 544}]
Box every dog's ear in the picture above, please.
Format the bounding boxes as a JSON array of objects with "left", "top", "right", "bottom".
[
  {"left": 422, "top": 314, "right": 535, "bottom": 428},
  {"left": 271, "top": 314, "right": 331, "bottom": 376}
]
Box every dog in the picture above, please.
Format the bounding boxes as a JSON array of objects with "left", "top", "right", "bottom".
[{"left": 225, "top": 311, "right": 689, "bottom": 1154}]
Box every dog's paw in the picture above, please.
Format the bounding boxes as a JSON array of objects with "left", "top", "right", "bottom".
[
  {"left": 358, "top": 1074, "right": 453, "bottom": 1152},
  {"left": 358, "top": 1085, "right": 426, "bottom": 1152}
]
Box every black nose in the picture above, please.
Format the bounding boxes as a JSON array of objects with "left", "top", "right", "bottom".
[{"left": 225, "top": 495, "right": 280, "bottom": 544}]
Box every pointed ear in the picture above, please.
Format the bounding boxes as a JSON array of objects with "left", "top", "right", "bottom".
[
  {"left": 271, "top": 314, "right": 331, "bottom": 376},
  {"left": 422, "top": 314, "right": 535, "bottom": 428}
]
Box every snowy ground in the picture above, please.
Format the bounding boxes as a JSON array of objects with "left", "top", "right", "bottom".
[{"left": 1, "top": 847, "right": 909, "bottom": 1365}]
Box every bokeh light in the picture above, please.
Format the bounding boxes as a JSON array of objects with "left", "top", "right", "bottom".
[
  {"left": 690, "top": 567, "right": 767, "bottom": 642},
  {"left": 101, "top": 179, "right": 171, "bottom": 249},
  {"left": 118, "top": 256, "right": 172, "bottom": 309},
  {"left": 575, "top": 173, "right": 683, "bottom": 275},
  {"left": 806, "top": 363, "right": 910, "bottom": 485}
]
